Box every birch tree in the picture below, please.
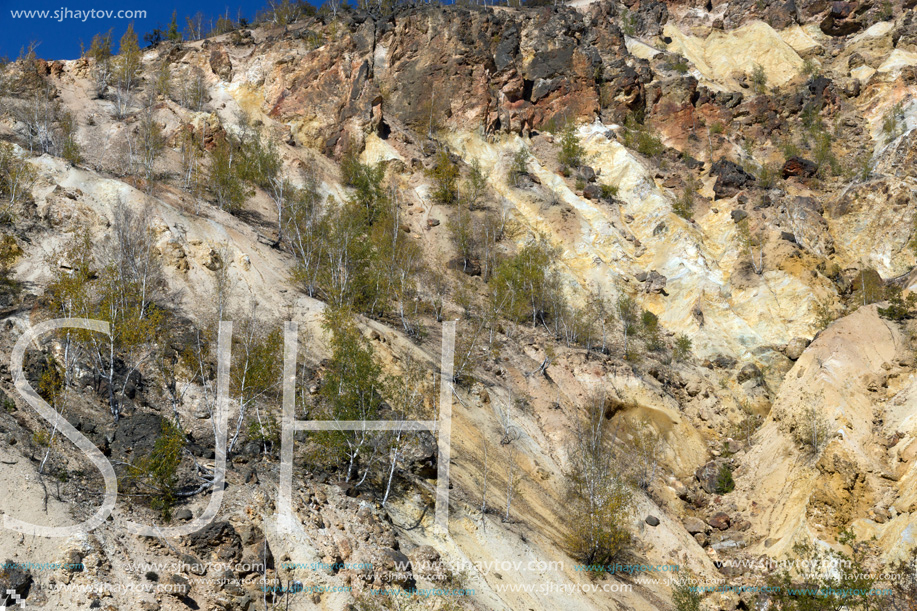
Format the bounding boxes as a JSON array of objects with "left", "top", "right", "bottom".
[
  {"left": 113, "top": 24, "right": 141, "bottom": 117},
  {"left": 565, "top": 392, "right": 633, "bottom": 565}
]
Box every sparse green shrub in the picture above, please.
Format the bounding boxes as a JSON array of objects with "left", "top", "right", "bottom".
[
  {"left": 750, "top": 63, "right": 767, "bottom": 94},
  {"left": 731, "top": 404, "right": 764, "bottom": 446},
  {"left": 709, "top": 122, "right": 725, "bottom": 135},
  {"left": 673, "top": 334, "right": 692, "bottom": 361},
  {"left": 509, "top": 146, "right": 531, "bottom": 185},
  {"left": 780, "top": 139, "right": 801, "bottom": 161},
  {"left": 32, "top": 429, "right": 51, "bottom": 447},
  {"left": 790, "top": 402, "right": 832, "bottom": 457},
  {"left": 878, "top": 286, "right": 917, "bottom": 321},
  {"left": 621, "top": 114, "right": 665, "bottom": 157},
  {"left": 802, "top": 57, "right": 820, "bottom": 78},
  {"left": 883, "top": 102, "right": 905, "bottom": 142},
  {"left": 557, "top": 124, "right": 585, "bottom": 174},
  {"left": 673, "top": 184, "right": 694, "bottom": 219},
  {"left": 341, "top": 154, "right": 388, "bottom": 224},
  {"left": 599, "top": 183, "right": 619, "bottom": 199},
  {"left": 757, "top": 162, "right": 779, "bottom": 189},
  {"left": 813, "top": 130, "right": 840, "bottom": 177},
  {"left": 617, "top": 295, "right": 639, "bottom": 358},
  {"left": 155, "top": 61, "right": 172, "bottom": 99},
  {"left": 464, "top": 158, "right": 489, "bottom": 209},
  {"left": 314, "top": 308, "right": 386, "bottom": 481},
  {"left": 766, "top": 533, "right": 880, "bottom": 611},
  {"left": 641, "top": 309, "right": 664, "bottom": 352},
  {"left": 209, "top": 136, "right": 252, "bottom": 212},
  {"left": 127, "top": 418, "right": 185, "bottom": 520},
  {"left": 715, "top": 464, "right": 735, "bottom": 494},
  {"left": 673, "top": 574, "right": 703, "bottom": 611},
  {"left": 670, "top": 58, "right": 689, "bottom": 73},
  {"left": 247, "top": 412, "right": 280, "bottom": 450},
  {"left": 620, "top": 8, "right": 637, "bottom": 36},
  {"left": 428, "top": 149, "right": 459, "bottom": 205},
  {"left": 879, "top": 0, "right": 894, "bottom": 20},
  {"left": 490, "top": 236, "right": 564, "bottom": 327}
]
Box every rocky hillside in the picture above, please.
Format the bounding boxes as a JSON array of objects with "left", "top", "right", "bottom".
[{"left": 1, "top": 1, "right": 917, "bottom": 610}]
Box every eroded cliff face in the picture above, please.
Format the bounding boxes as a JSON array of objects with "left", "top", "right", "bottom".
[{"left": 2, "top": 1, "right": 917, "bottom": 610}]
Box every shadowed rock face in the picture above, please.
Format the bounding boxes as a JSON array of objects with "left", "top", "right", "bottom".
[{"left": 263, "top": 4, "right": 643, "bottom": 154}]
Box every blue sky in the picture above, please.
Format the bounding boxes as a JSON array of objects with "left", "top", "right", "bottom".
[{"left": 0, "top": 0, "right": 313, "bottom": 60}]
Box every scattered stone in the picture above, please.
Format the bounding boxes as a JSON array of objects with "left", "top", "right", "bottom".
[
  {"left": 784, "top": 337, "right": 811, "bottom": 360},
  {"left": 162, "top": 574, "right": 190, "bottom": 598},
  {"left": 736, "top": 362, "right": 763, "bottom": 383},
  {"left": 645, "top": 515, "right": 660, "bottom": 527},
  {"left": 708, "top": 512, "right": 731, "bottom": 530},
  {"left": 693, "top": 533, "right": 708, "bottom": 547},
  {"left": 684, "top": 516, "right": 707, "bottom": 534},
  {"left": 61, "top": 549, "right": 84, "bottom": 572},
  {"left": 180, "top": 554, "right": 207, "bottom": 576},
  {"left": 730, "top": 209, "right": 748, "bottom": 223},
  {"left": 427, "top": 218, "right": 440, "bottom": 228}
]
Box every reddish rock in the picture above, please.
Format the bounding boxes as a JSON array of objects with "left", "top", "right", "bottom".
[
  {"left": 782, "top": 157, "right": 818, "bottom": 179},
  {"left": 209, "top": 46, "right": 233, "bottom": 82},
  {"left": 708, "top": 512, "right": 731, "bottom": 530}
]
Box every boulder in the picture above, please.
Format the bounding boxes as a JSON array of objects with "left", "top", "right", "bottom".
[
  {"left": 639, "top": 270, "right": 668, "bottom": 294},
  {"left": 695, "top": 460, "right": 720, "bottom": 493},
  {"left": 575, "top": 165, "right": 596, "bottom": 183},
  {"left": 782, "top": 156, "right": 818, "bottom": 178},
  {"left": 209, "top": 46, "right": 233, "bottom": 82},
  {"left": 583, "top": 183, "right": 603, "bottom": 200},
  {"left": 187, "top": 521, "right": 243, "bottom": 564},
  {"left": 736, "top": 362, "right": 763, "bottom": 383},
  {"left": 820, "top": 3, "right": 863, "bottom": 36},
  {"left": 784, "top": 337, "right": 810, "bottom": 360},
  {"left": 711, "top": 159, "right": 755, "bottom": 199},
  {"left": 708, "top": 512, "right": 731, "bottom": 530},
  {"left": 162, "top": 574, "right": 190, "bottom": 598}
]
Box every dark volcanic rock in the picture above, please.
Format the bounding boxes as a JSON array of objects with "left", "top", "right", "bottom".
[
  {"left": 0, "top": 559, "right": 32, "bottom": 606},
  {"left": 820, "top": 2, "right": 863, "bottom": 36},
  {"left": 711, "top": 159, "right": 755, "bottom": 199},
  {"left": 187, "top": 521, "right": 243, "bottom": 564}
]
